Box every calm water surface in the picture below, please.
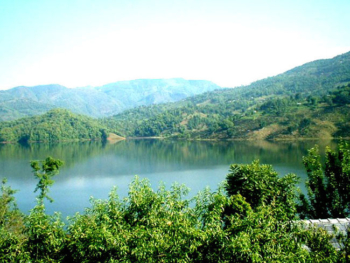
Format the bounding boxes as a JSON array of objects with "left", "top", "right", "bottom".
[{"left": 0, "top": 139, "right": 337, "bottom": 218}]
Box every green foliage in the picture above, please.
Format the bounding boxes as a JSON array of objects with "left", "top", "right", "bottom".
[
  {"left": 0, "top": 109, "right": 109, "bottom": 143},
  {"left": 64, "top": 178, "right": 337, "bottom": 262},
  {"left": 24, "top": 157, "right": 66, "bottom": 262},
  {"left": 331, "top": 84, "right": 350, "bottom": 105},
  {"left": 335, "top": 226, "right": 350, "bottom": 262},
  {"left": 225, "top": 160, "right": 299, "bottom": 219},
  {"left": 301, "top": 225, "right": 339, "bottom": 262},
  {"left": 24, "top": 207, "right": 66, "bottom": 262},
  {"left": 260, "top": 97, "right": 293, "bottom": 116},
  {"left": 31, "top": 157, "right": 64, "bottom": 204},
  {"left": 103, "top": 52, "right": 350, "bottom": 140},
  {"left": 0, "top": 179, "right": 28, "bottom": 262},
  {"left": 225, "top": 194, "right": 252, "bottom": 219},
  {"left": 225, "top": 205, "right": 315, "bottom": 262},
  {"left": 1, "top": 150, "right": 349, "bottom": 262},
  {"left": 109, "top": 83, "right": 350, "bottom": 139},
  {"left": 0, "top": 178, "right": 18, "bottom": 226},
  {"left": 299, "top": 141, "right": 350, "bottom": 219},
  {"left": 0, "top": 157, "right": 66, "bottom": 262},
  {"left": 343, "top": 227, "right": 350, "bottom": 262},
  {"left": 2, "top": 52, "right": 350, "bottom": 141},
  {"left": 0, "top": 228, "right": 30, "bottom": 262},
  {"left": 67, "top": 179, "right": 202, "bottom": 262}
]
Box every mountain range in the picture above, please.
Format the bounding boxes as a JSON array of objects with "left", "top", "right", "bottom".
[
  {"left": 0, "top": 79, "right": 221, "bottom": 121},
  {"left": 1, "top": 51, "right": 350, "bottom": 142}
]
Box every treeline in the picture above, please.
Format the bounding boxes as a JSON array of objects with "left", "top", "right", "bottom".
[
  {"left": 102, "top": 51, "right": 350, "bottom": 140},
  {"left": 1, "top": 141, "right": 350, "bottom": 262},
  {"left": 1, "top": 52, "right": 350, "bottom": 142},
  {"left": 2, "top": 83, "right": 350, "bottom": 143},
  {"left": 0, "top": 109, "right": 109, "bottom": 143},
  {"left": 104, "top": 83, "right": 350, "bottom": 140}
]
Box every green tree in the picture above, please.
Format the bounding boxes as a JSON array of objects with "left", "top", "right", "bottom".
[
  {"left": 0, "top": 156, "right": 346, "bottom": 262},
  {"left": 25, "top": 157, "right": 66, "bottom": 262},
  {"left": 225, "top": 160, "right": 299, "bottom": 219},
  {"left": 31, "top": 157, "right": 64, "bottom": 204},
  {"left": 299, "top": 141, "right": 350, "bottom": 219}
]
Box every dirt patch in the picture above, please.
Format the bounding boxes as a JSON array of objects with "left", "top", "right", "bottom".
[
  {"left": 249, "top": 124, "right": 282, "bottom": 140},
  {"left": 107, "top": 133, "right": 125, "bottom": 142}
]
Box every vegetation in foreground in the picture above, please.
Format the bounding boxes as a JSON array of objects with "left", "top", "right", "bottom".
[{"left": 1, "top": 141, "right": 350, "bottom": 262}]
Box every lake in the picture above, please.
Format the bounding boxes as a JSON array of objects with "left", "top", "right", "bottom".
[{"left": 0, "top": 139, "right": 337, "bottom": 218}]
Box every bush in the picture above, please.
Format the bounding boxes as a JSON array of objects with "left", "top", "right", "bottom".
[
  {"left": 225, "top": 160, "right": 299, "bottom": 220},
  {"left": 299, "top": 140, "right": 350, "bottom": 219},
  {"left": 0, "top": 153, "right": 348, "bottom": 262}
]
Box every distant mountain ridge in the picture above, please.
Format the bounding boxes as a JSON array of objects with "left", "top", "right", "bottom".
[
  {"left": 1, "top": 51, "right": 350, "bottom": 142},
  {"left": 0, "top": 79, "right": 221, "bottom": 121}
]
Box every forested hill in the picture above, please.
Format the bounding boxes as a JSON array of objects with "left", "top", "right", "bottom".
[
  {"left": 0, "top": 79, "right": 221, "bottom": 121},
  {"left": 0, "top": 109, "right": 111, "bottom": 143},
  {"left": 1, "top": 52, "right": 350, "bottom": 142},
  {"left": 104, "top": 51, "right": 350, "bottom": 140},
  {"left": 230, "top": 50, "right": 350, "bottom": 99}
]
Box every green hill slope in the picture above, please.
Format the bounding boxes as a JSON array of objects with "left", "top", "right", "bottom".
[
  {"left": 0, "top": 109, "right": 110, "bottom": 143},
  {"left": 104, "top": 51, "right": 350, "bottom": 140}
]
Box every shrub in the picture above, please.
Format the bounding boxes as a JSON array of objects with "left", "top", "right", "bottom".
[
  {"left": 299, "top": 140, "right": 350, "bottom": 219},
  {"left": 225, "top": 160, "right": 299, "bottom": 220}
]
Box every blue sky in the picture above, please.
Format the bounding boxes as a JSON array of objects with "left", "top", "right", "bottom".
[{"left": 0, "top": 0, "right": 349, "bottom": 89}]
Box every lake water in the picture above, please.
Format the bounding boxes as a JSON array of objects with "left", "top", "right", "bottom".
[{"left": 0, "top": 139, "right": 337, "bottom": 218}]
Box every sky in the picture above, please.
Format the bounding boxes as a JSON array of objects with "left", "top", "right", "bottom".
[{"left": 0, "top": 0, "right": 350, "bottom": 90}]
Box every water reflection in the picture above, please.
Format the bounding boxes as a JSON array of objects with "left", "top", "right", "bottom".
[{"left": 0, "top": 139, "right": 338, "bottom": 217}]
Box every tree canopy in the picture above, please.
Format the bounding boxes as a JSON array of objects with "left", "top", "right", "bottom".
[{"left": 0, "top": 109, "right": 110, "bottom": 143}]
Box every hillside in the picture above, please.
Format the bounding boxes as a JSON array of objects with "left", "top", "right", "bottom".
[
  {"left": 0, "top": 79, "right": 221, "bottom": 121},
  {"left": 0, "top": 109, "right": 111, "bottom": 143},
  {"left": 1, "top": 52, "right": 349, "bottom": 141},
  {"left": 104, "top": 51, "right": 350, "bottom": 140}
]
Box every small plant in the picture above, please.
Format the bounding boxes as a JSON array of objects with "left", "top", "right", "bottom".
[{"left": 31, "top": 157, "right": 64, "bottom": 204}]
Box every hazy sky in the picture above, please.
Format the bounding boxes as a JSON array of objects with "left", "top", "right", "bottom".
[{"left": 0, "top": 0, "right": 350, "bottom": 90}]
